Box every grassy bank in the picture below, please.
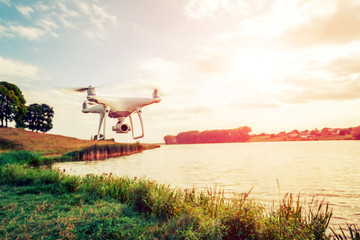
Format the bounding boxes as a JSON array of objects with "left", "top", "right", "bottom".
[
  {"left": 0, "top": 127, "right": 159, "bottom": 157},
  {"left": 0, "top": 151, "right": 358, "bottom": 239}
]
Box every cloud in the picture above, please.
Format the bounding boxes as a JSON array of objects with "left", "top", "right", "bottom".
[
  {"left": 35, "top": 3, "right": 52, "bottom": 12},
  {"left": 0, "top": 0, "right": 10, "bottom": 6},
  {"left": 16, "top": 5, "right": 34, "bottom": 18},
  {"left": 178, "top": 0, "right": 360, "bottom": 110},
  {"left": 184, "top": 0, "right": 274, "bottom": 20},
  {"left": 1, "top": 0, "right": 118, "bottom": 42},
  {"left": 282, "top": 77, "right": 360, "bottom": 103},
  {"left": 231, "top": 100, "right": 281, "bottom": 109},
  {"left": 195, "top": 54, "right": 231, "bottom": 73},
  {"left": 327, "top": 55, "right": 360, "bottom": 76},
  {"left": 283, "top": 0, "right": 360, "bottom": 46},
  {"left": 0, "top": 56, "right": 41, "bottom": 83},
  {"left": 58, "top": 2, "right": 80, "bottom": 18},
  {"left": 0, "top": 24, "right": 13, "bottom": 38},
  {"left": 9, "top": 25, "right": 46, "bottom": 40},
  {"left": 129, "top": 58, "right": 184, "bottom": 93},
  {"left": 36, "top": 18, "right": 58, "bottom": 36},
  {"left": 73, "top": 0, "right": 118, "bottom": 41}
]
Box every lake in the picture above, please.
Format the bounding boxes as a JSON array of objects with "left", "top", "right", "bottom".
[{"left": 53, "top": 141, "right": 360, "bottom": 226}]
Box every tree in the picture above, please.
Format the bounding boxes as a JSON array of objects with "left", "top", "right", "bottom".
[
  {"left": 339, "top": 128, "right": 351, "bottom": 136},
  {"left": 352, "top": 127, "right": 360, "bottom": 140},
  {"left": 169, "top": 126, "right": 252, "bottom": 144},
  {"left": 0, "top": 82, "right": 27, "bottom": 128},
  {"left": 164, "top": 135, "right": 177, "bottom": 144},
  {"left": 23, "top": 104, "right": 54, "bottom": 133}
]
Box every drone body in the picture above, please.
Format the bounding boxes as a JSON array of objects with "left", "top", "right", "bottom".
[{"left": 81, "top": 86, "right": 160, "bottom": 140}]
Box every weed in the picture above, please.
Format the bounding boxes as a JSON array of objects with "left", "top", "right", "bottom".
[{"left": 331, "top": 224, "right": 360, "bottom": 240}]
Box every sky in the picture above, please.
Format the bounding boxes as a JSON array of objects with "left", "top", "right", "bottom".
[{"left": 1, "top": 0, "right": 360, "bottom": 143}]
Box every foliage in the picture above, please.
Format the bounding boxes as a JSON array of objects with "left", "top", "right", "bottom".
[
  {"left": 352, "top": 127, "right": 360, "bottom": 140},
  {"left": 0, "top": 151, "right": 42, "bottom": 166},
  {"left": 22, "top": 103, "right": 54, "bottom": 133},
  {"left": 165, "top": 126, "right": 252, "bottom": 144},
  {"left": 0, "top": 82, "right": 27, "bottom": 128}
]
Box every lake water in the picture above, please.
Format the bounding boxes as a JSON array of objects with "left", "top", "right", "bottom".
[{"left": 53, "top": 141, "right": 360, "bottom": 226}]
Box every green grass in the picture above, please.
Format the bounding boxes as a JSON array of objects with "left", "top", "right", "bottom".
[
  {"left": 0, "top": 185, "right": 159, "bottom": 239},
  {"left": 0, "top": 151, "right": 359, "bottom": 239}
]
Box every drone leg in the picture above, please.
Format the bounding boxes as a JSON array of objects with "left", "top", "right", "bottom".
[
  {"left": 129, "top": 108, "right": 144, "bottom": 140},
  {"left": 97, "top": 113, "right": 104, "bottom": 140},
  {"left": 102, "top": 107, "right": 110, "bottom": 140}
]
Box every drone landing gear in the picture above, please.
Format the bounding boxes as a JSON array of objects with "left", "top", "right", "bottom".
[
  {"left": 129, "top": 108, "right": 144, "bottom": 140},
  {"left": 93, "top": 106, "right": 110, "bottom": 141},
  {"left": 92, "top": 134, "right": 104, "bottom": 140}
]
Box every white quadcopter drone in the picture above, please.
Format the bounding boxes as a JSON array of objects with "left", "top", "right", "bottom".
[{"left": 78, "top": 86, "right": 160, "bottom": 140}]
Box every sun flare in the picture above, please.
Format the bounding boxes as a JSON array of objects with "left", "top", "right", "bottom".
[{"left": 230, "top": 50, "right": 288, "bottom": 87}]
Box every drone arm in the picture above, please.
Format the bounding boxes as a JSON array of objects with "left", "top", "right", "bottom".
[{"left": 129, "top": 108, "right": 144, "bottom": 140}]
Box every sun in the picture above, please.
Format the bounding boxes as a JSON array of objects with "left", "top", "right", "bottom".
[{"left": 229, "top": 49, "right": 288, "bottom": 87}]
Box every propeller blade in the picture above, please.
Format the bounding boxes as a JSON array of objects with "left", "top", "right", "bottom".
[{"left": 74, "top": 87, "right": 89, "bottom": 92}]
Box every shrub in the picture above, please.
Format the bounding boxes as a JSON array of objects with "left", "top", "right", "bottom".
[
  {"left": 352, "top": 129, "right": 360, "bottom": 140},
  {"left": 61, "top": 175, "right": 80, "bottom": 193},
  {"left": 0, "top": 151, "right": 42, "bottom": 166}
]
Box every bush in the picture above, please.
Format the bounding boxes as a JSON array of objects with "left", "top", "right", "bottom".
[
  {"left": 0, "top": 151, "right": 42, "bottom": 166},
  {"left": 352, "top": 129, "right": 360, "bottom": 140},
  {"left": 61, "top": 175, "right": 80, "bottom": 193}
]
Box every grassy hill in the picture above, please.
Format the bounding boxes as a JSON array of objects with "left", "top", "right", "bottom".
[{"left": 0, "top": 127, "right": 122, "bottom": 157}]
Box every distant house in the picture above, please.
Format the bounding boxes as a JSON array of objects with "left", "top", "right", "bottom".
[
  {"left": 300, "top": 130, "right": 310, "bottom": 138},
  {"left": 287, "top": 130, "right": 299, "bottom": 138},
  {"left": 329, "top": 128, "right": 340, "bottom": 135}
]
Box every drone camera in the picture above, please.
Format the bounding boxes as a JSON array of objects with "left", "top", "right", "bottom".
[{"left": 112, "top": 123, "right": 131, "bottom": 133}]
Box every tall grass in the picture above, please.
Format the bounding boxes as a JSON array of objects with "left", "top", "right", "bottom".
[
  {"left": 0, "top": 150, "right": 43, "bottom": 166},
  {"left": 331, "top": 224, "right": 360, "bottom": 240}
]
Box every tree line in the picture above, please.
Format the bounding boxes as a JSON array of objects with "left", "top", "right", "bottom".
[
  {"left": 164, "top": 126, "right": 252, "bottom": 144},
  {"left": 0, "top": 81, "right": 54, "bottom": 133}
]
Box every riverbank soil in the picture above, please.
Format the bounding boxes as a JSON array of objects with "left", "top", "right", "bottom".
[{"left": 0, "top": 127, "right": 146, "bottom": 157}]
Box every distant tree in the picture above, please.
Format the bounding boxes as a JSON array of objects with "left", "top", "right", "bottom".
[
  {"left": 164, "top": 135, "right": 177, "bottom": 144},
  {"left": 321, "top": 127, "right": 331, "bottom": 136},
  {"left": 352, "top": 127, "right": 360, "bottom": 140},
  {"left": 310, "top": 128, "right": 321, "bottom": 137},
  {"left": 23, "top": 104, "right": 54, "bottom": 133},
  {"left": 176, "top": 131, "right": 199, "bottom": 144},
  {"left": 339, "top": 129, "right": 351, "bottom": 136},
  {"left": 0, "top": 82, "right": 27, "bottom": 128},
  {"left": 170, "top": 126, "right": 252, "bottom": 144}
]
